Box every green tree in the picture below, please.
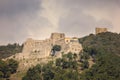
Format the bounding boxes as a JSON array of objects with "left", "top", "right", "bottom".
[
  {"left": 0, "top": 59, "right": 18, "bottom": 79},
  {"left": 81, "top": 60, "right": 89, "bottom": 70},
  {"left": 0, "top": 71, "right": 3, "bottom": 78},
  {"left": 43, "top": 69, "right": 54, "bottom": 80},
  {"left": 7, "top": 59, "right": 18, "bottom": 73},
  {"left": 52, "top": 45, "right": 61, "bottom": 51},
  {"left": 0, "top": 43, "right": 23, "bottom": 59},
  {"left": 56, "top": 58, "right": 62, "bottom": 67},
  {"left": 67, "top": 52, "right": 73, "bottom": 61},
  {"left": 73, "top": 53, "right": 77, "bottom": 61},
  {"left": 22, "top": 64, "right": 42, "bottom": 80},
  {"left": 51, "top": 45, "right": 61, "bottom": 56}
]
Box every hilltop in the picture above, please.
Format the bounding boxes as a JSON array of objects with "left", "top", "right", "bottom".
[
  {"left": 0, "top": 31, "right": 120, "bottom": 80},
  {"left": 22, "top": 32, "right": 120, "bottom": 80},
  {"left": 0, "top": 43, "right": 23, "bottom": 59}
]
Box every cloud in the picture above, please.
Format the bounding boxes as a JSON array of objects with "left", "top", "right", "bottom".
[
  {"left": 0, "top": 0, "right": 120, "bottom": 45},
  {"left": 57, "top": 0, "right": 115, "bottom": 36},
  {"left": 0, "top": 0, "right": 42, "bottom": 44},
  {"left": 0, "top": 0, "right": 41, "bottom": 17},
  {"left": 40, "top": 0, "right": 67, "bottom": 30}
]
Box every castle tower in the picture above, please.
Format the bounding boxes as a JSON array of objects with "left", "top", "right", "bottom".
[
  {"left": 95, "top": 27, "right": 107, "bottom": 34},
  {"left": 51, "top": 33, "right": 65, "bottom": 40}
]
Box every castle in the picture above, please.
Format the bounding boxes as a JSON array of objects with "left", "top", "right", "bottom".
[
  {"left": 16, "top": 27, "right": 107, "bottom": 60},
  {"left": 7, "top": 28, "right": 107, "bottom": 70},
  {"left": 16, "top": 33, "right": 82, "bottom": 60}
]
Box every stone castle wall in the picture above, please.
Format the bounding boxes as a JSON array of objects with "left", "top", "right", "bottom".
[
  {"left": 17, "top": 33, "right": 82, "bottom": 60},
  {"left": 22, "top": 38, "right": 52, "bottom": 59},
  {"left": 8, "top": 28, "right": 107, "bottom": 70},
  {"left": 95, "top": 27, "right": 107, "bottom": 34}
]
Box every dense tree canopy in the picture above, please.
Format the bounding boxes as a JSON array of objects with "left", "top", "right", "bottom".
[
  {"left": 79, "top": 32, "right": 120, "bottom": 80},
  {"left": 79, "top": 32, "right": 120, "bottom": 55},
  {"left": 0, "top": 43, "right": 23, "bottom": 59},
  {"left": 0, "top": 59, "right": 18, "bottom": 79}
]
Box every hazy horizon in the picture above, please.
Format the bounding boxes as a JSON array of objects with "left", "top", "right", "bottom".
[{"left": 0, "top": 0, "right": 120, "bottom": 45}]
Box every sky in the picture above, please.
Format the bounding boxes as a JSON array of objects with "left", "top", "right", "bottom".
[{"left": 0, "top": 0, "right": 120, "bottom": 45}]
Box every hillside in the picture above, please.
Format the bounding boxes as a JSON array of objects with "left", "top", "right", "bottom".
[
  {"left": 79, "top": 32, "right": 120, "bottom": 80},
  {"left": 79, "top": 32, "right": 120, "bottom": 56},
  {"left": 0, "top": 43, "right": 23, "bottom": 59},
  {"left": 0, "top": 32, "right": 120, "bottom": 80},
  {"left": 0, "top": 59, "right": 19, "bottom": 80},
  {"left": 22, "top": 32, "right": 120, "bottom": 80}
]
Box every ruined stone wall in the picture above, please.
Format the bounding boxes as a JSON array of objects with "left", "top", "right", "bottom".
[
  {"left": 51, "top": 33, "right": 65, "bottom": 40},
  {"left": 66, "top": 38, "right": 82, "bottom": 53},
  {"left": 68, "top": 41, "right": 82, "bottom": 53},
  {"left": 20, "top": 33, "right": 82, "bottom": 60},
  {"left": 9, "top": 33, "right": 83, "bottom": 70},
  {"left": 96, "top": 27, "right": 107, "bottom": 34},
  {"left": 29, "top": 39, "right": 52, "bottom": 58},
  {"left": 54, "top": 38, "right": 69, "bottom": 53}
]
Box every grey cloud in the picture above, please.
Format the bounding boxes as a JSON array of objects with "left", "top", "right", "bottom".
[
  {"left": 60, "top": 0, "right": 120, "bottom": 8},
  {"left": 0, "top": 0, "right": 119, "bottom": 45},
  {"left": 57, "top": 0, "right": 114, "bottom": 36},
  {"left": 0, "top": 0, "right": 42, "bottom": 44},
  {"left": 58, "top": 0, "right": 120, "bottom": 16},
  {"left": 58, "top": 8, "right": 113, "bottom": 37},
  {"left": 0, "top": 0, "right": 41, "bottom": 17},
  {"left": 59, "top": 9, "right": 95, "bottom": 33}
]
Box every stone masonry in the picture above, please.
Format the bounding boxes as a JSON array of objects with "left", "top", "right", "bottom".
[
  {"left": 17, "top": 33, "right": 82, "bottom": 60},
  {"left": 95, "top": 27, "right": 107, "bottom": 34},
  {"left": 6, "top": 29, "right": 106, "bottom": 71}
]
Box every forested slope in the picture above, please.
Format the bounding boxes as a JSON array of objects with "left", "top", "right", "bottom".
[
  {"left": 79, "top": 32, "right": 120, "bottom": 80},
  {"left": 0, "top": 43, "right": 23, "bottom": 59}
]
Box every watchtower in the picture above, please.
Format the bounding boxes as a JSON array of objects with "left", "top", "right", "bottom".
[
  {"left": 95, "top": 27, "right": 107, "bottom": 34},
  {"left": 51, "top": 33, "right": 65, "bottom": 40}
]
